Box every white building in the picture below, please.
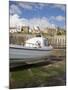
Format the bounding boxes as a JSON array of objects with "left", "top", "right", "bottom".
[
  {"left": 9, "top": 27, "right": 17, "bottom": 33},
  {"left": 9, "top": 26, "right": 21, "bottom": 33}
]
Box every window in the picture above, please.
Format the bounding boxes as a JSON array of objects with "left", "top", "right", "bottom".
[{"left": 44, "top": 39, "right": 48, "bottom": 46}]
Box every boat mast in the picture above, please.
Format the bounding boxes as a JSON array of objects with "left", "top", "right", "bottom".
[{"left": 35, "top": 26, "right": 42, "bottom": 37}]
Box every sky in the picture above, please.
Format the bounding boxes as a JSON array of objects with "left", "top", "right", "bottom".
[{"left": 9, "top": 1, "right": 66, "bottom": 30}]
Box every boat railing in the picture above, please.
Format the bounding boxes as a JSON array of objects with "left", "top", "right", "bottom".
[
  {"left": 25, "top": 42, "right": 41, "bottom": 48},
  {"left": 26, "top": 42, "right": 36, "bottom": 45}
]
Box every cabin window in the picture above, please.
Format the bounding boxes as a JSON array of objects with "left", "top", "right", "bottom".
[{"left": 44, "top": 39, "right": 48, "bottom": 46}]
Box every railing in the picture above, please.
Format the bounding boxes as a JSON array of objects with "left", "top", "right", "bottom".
[{"left": 48, "top": 36, "right": 66, "bottom": 49}]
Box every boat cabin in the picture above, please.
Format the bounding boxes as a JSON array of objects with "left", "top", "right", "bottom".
[{"left": 25, "top": 36, "right": 49, "bottom": 48}]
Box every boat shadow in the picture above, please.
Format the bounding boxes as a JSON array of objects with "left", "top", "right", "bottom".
[
  {"left": 10, "top": 55, "right": 65, "bottom": 72},
  {"left": 10, "top": 60, "right": 51, "bottom": 72}
]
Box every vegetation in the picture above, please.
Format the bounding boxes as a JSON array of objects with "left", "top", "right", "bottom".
[
  {"left": 10, "top": 60, "right": 66, "bottom": 88},
  {"left": 56, "top": 27, "right": 66, "bottom": 35},
  {"left": 9, "top": 33, "right": 26, "bottom": 45}
]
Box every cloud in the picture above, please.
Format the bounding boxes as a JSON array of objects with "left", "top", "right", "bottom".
[
  {"left": 10, "top": 14, "right": 23, "bottom": 27},
  {"left": 33, "top": 3, "right": 49, "bottom": 10},
  {"left": 50, "top": 15, "right": 65, "bottom": 21},
  {"left": 18, "top": 2, "right": 48, "bottom": 10},
  {"left": 9, "top": 2, "right": 33, "bottom": 16},
  {"left": 35, "top": 3, "right": 66, "bottom": 11},
  {"left": 53, "top": 4, "right": 66, "bottom": 11},
  {"left": 18, "top": 2, "right": 33, "bottom": 10},
  {"left": 18, "top": 2, "right": 46, "bottom": 10},
  {"left": 28, "top": 17, "right": 55, "bottom": 29},
  {"left": 56, "top": 16, "right": 65, "bottom": 21},
  {"left": 10, "top": 4, "right": 21, "bottom": 15},
  {"left": 34, "top": 3, "right": 45, "bottom": 9},
  {"left": 10, "top": 14, "right": 56, "bottom": 29}
]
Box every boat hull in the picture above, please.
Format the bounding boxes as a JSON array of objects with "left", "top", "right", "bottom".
[{"left": 9, "top": 45, "right": 53, "bottom": 62}]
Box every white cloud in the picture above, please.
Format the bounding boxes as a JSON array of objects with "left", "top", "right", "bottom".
[
  {"left": 56, "top": 16, "right": 65, "bottom": 21},
  {"left": 10, "top": 4, "right": 21, "bottom": 15},
  {"left": 10, "top": 14, "right": 56, "bottom": 29},
  {"left": 50, "top": 15, "right": 65, "bottom": 21},
  {"left": 34, "top": 3, "right": 45, "bottom": 9},
  {"left": 18, "top": 2, "right": 33, "bottom": 10},
  {"left": 50, "top": 16, "right": 55, "bottom": 20},
  {"left": 10, "top": 14, "right": 23, "bottom": 27},
  {"left": 9, "top": 3, "right": 33, "bottom": 16},
  {"left": 18, "top": 2, "right": 46, "bottom": 10},
  {"left": 53, "top": 4, "right": 66, "bottom": 11},
  {"left": 28, "top": 17, "right": 55, "bottom": 29},
  {"left": 39, "top": 3, "right": 49, "bottom": 7},
  {"left": 18, "top": 2, "right": 48, "bottom": 10}
]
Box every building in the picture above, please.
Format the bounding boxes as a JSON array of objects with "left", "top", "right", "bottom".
[
  {"left": 9, "top": 26, "right": 21, "bottom": 33},
  {"left": 9, "top": 27, "right": 17, "bottom": 33},
  {"left": 21, "top": 26, "right": 29, "bottom": 34},
  {"left": 46, "top": 28, "right": 57, "bottom": 36},
  {"left": 31, "top": 26, "right": 41, "bottom": 34}
]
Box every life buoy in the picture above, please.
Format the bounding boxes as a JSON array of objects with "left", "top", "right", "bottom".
[{"left": 36, "top": 41, "right": 41, "bottom": 48}]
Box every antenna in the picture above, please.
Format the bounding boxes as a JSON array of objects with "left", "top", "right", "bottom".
[{"left": 35, "top": 26, "right": 42, "bottom": 37}]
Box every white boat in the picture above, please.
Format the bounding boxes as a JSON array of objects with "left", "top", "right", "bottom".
[{"left": 9, "top": 35, "right": 53, "bottom": 64}]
